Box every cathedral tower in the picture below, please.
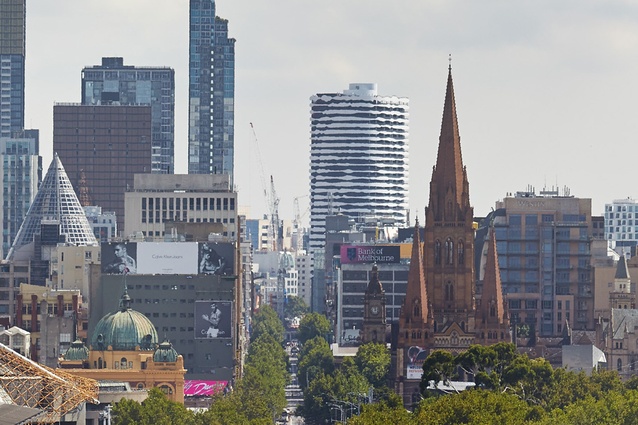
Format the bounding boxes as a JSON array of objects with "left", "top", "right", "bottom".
[{"left": 423, "top": 64, "right": 476, "bottom": 343}]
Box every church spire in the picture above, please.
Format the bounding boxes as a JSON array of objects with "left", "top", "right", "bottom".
[
  {"left": 427, "top": 64, "right": 471, "bottom": 221},
  {"left": 479, "top": 227, "right": 507, "bottom": 327},
  {"left": 401, "top": 220, "right": 429, "bottom": 324}
]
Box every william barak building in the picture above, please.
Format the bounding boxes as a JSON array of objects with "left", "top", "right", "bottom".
[{"left": 393, "top": 67, "right": 511, "bottom": 404}]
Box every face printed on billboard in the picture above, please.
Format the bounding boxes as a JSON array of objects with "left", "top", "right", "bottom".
[
  {"left": 102, "top": 243, "right": 137, "bottom": 274},
  {"left": 198, "top": 243, "right": 234, "bottom": 276},
  {"left": 406, "top": 345, "right": 428, "bottom": 380},
  {"left": 195, "top": 300, "right": 232, "bottom": 339}
]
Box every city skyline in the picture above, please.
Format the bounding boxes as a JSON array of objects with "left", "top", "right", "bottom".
[{"left": 22, "top": 0, "right": 638, "bottom": 224}]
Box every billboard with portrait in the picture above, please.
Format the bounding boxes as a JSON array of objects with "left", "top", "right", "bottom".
[
  {"left": 405, "top": 345, "right": 428, "bottom": 380},
  {"left": 136, "top": 242, "right": 198, "bottom": 275},
  {"left": 198, "top": 242, "right": 235, "bottom": 276},
  {"left": 340, "top": 245, "right": 401, "bottom": 264},
  {"left": 194, "top": 300, "right": 232, "bottom": 339},
  {"left": 101, "top": 242, "right": 138, "bottom": 274}
]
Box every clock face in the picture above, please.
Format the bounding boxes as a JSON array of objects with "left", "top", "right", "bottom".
[{"left": 370, "top": 306, "right": 380, "bottom": 316}]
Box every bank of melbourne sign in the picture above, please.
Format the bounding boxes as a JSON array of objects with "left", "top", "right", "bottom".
[{"left": 340, "top": 245, "right": 400, "bottom": 264}]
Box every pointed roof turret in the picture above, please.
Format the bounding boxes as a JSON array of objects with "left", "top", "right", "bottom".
[
  {"left": 400, "top": 219, "right": 429, "bottom": 322},
  {"left": 616, "top": 255, "right": 630, "bottom": 280},
  {"left": 427, "top": 63, "right": 472, "bottom": 220},
  {"left": 366, "top": 264, "right": 384, "bottom": 295},
  {"left": 7, "top": 153, "right": 98, "bottom": 259},
  {"left": 479, "top": 227, "right": 507, "bottom": 325}
]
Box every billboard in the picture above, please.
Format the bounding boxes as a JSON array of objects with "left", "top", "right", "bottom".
[
  {"left": 340, "top": 245, "right": 401, "bottom": 264},
  {"left": 136, "top": 242, "right": 198, "bottom": 275},
  {"left": 194, "top": 300, "right": 232, "bottom": 339},
  {"left": 102, "top": 242, "right": 137, "bottom": 274},
  {"left": 184, "top": 380, "right": 228, "bottom": 396},
  {"left": 198, "top": 242, "right": 235, "bottom": 276},
  {"left": 406, "top": 345, "right": 428, "bottom": 380}
]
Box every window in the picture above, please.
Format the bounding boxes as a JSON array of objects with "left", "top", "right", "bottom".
[{"left": 445, "top": 238, "right": 454, "bottom": 265}]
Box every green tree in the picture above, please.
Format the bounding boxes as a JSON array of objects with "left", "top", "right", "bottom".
[
  {"left": 298, "top": 336, "right": 334, "bottom": 389},
  {"left": 299, "top": 358, "right": 369, "bottom": 424},
  {"left": 297, "top": 312, "right": 331, "bottom": 345},
  {"left": 419, "top": 350, "right": 456, "bottom": 394},
  {"left": 354, "top": 342, "right": 391, "bottom": 389},
  {"left": 414, "top": 389, "right": 536, "bottom": 425},
  {"left": 112, "top": 388, "right": 195, "bottom": 425},
  {"left": 347, "top": 400, "right": 414, "bottom": 425},
  {"left": 251, "top": 304, "right": 285, "bottom": 344},
  {"left": 284, "top": 295, "right": 309, "bottom": 320}
]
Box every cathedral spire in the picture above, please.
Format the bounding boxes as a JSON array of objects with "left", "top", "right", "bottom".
[
  {"left": 427, "top": 64, "right": 471, "bottom": 221},
  {"left": 401, "top": 220, "right": 429, "bottom": 323},
  {"left": 479, "top": 227, "right": 507, "bottom": 326}
]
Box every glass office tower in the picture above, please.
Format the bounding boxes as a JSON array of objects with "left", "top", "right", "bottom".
[
  {"left": 0, "top": 0, "right": 25, "bottom": 137},
  {"left": 188, "top": 0, "right": 236, "bottom": 182}
]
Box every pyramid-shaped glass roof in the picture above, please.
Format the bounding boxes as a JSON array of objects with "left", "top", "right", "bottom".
[{"left": 7, "top": 154, "right": 98, "bottom": 259}]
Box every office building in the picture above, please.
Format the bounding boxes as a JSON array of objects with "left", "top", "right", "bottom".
[
  {"left": 53, "top": 104, "right": 153, "bottom": 232},
  {"left": 188, "top": 0, "right": 236, "bottom": 180},
  {"left": 91, "top": 240, "right": 242, "bottom": 383},
  {"left": 0, "top": 0, "right": 25, "bottom": 137},
  {"left": 604, "top": 198, "right": 638, "bottom": 254},
  {"left": 0, "top": 133, "right": 41, "bottom": 257},
  {"left": 123, "top": 173, "right": 237, "bottom": 240},
  {"left": 82, "top": 57, "right": 175, "bottom": 174},
  {"left": 309, "top": 83, "right": 409, "bottom": 253},
  {"left": 83, "top": 206, "right": 117, "bottom": 242},
  {"left": 480, "top": 188, "right": 593, "bottom": 335}
]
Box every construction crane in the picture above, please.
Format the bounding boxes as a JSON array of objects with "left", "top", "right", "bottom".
[
  {"left": 293, "top": 195, "right": 309, "bottom": 253},
  {"left": 270, "top": 175, "right": 282, "bottom": 252},
  {"left": 250, "top": 123, "right": 280, "bottom": 252}
]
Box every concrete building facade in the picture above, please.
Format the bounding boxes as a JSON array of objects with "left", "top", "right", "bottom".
[
  {"left": 123, "top": 174, "right": 237, "bottom": 240},
  {"left": 53, "top": 104, "right": 153, "bottom": 232}
]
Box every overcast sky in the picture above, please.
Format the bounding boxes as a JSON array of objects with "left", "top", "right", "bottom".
[{"left": 24, "top": 1, "right": 638, "bottom": 225}]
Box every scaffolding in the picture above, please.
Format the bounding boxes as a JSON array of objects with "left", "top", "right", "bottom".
[{"left": 0, "top": 343, "right": 98, "bottom": 423}]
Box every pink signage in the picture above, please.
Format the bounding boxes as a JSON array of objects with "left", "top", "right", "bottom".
[{"left": 184, "top": 380, "right": 228, "bottom": 396}]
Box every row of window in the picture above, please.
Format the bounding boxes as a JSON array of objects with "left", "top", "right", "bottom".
[{"left": 141, "top": 196, "right": 235, "bottom": 211}]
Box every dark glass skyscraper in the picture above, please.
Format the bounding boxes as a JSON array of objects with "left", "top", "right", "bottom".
[
  {"left": 188, "top": 0, "right": 235, "bottom": 182},
  {"left": 82, "top": 57, "right": 175, "bottom": 174},
  {"left": 0, "top": 0, "right": 25, "bottom": 137}
]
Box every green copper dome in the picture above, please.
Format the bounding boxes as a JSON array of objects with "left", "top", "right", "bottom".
[
  {"left": 63, "top": 340, "right": 89, "bottom": 360},
  {"left": 153, "top": 340, "right": 179, "bottom": 362},
  {"left": 91, "top": 290, "right": 158, "bottom": 351}
]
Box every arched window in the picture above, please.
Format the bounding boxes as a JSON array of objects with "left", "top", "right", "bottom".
[
  {"left": 446, "top": 238, "right": 454, "bottom": 265},
  {"left": 445, "top": 281, "right": 454, "bottom": 301},
  {"left": 434, "top": 240, "right": 441, "bottom": 265},
  {"left": 490, "top": 304, "right": 496, "bottom": 317},
  {"left": 120, "top": 357, "right": 128, "bottom": 369},
  {"left": 98, "top": 357, "right": 103, "bottom": 369},
  {"left": 618, "top": 358, "right": 623, "bottom": 372},
  {"left": 458, "top": 240, "right": 465, "bottom": 265},
  {"left": 413, "top": 300, "right": 420, "bottom": 317}
]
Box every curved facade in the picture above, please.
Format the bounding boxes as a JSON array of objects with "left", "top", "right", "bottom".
[{"left": 309, "top": 83, "right": 409, "bottom": 252}]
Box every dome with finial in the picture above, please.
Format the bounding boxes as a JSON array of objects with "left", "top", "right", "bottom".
[
  {"left": 153, "top": 339, "right": 179, "bottom": 362},
  {"left": 63, "top": 340, "right": 89, "bottom": 360},
  {"left": 91, "top": 288, "right": 158, "bottom": 351}
]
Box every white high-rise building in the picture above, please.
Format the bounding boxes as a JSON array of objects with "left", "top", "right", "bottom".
[
  {"left": 309, "top": 83, "right": 409, "bottom": 252},
  {"left": 605, "top": 198, "right": 638, "bottom": 253}
]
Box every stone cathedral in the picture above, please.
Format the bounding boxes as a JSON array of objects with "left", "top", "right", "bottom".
[{"left": 393, "top": 66, "right": 511, "bottom": 404}]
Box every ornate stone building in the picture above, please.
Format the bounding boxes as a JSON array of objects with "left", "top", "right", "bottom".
[
  {"left": 58, "top": 288, "right": 186, "bottom": 403},
  {"left": 362, "top": 264, "right": 387, "bottom": 344},
  {"left": 393, "top": 66, "right": 511, "bottom": 404}
]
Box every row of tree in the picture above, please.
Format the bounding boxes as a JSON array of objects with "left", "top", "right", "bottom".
[{"left": 349, "top": 343, "right": 638, "bottom": 424}]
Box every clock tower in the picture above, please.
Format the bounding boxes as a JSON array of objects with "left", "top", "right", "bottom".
[{"left": 362, "top": 264, "right": 387, "bottom": 344}]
